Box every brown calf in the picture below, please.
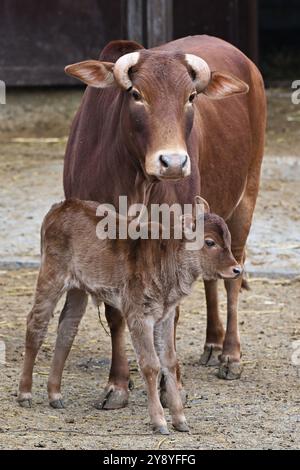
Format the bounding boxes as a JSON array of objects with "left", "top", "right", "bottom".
[{"left": 18, "top": 198, "right": 241, "bottom": 434}]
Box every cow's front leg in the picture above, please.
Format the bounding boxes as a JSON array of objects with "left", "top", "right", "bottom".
[
  {"left": 217, "top": 192, "right": 254, "bottom": 379},
  {"left": 218, "top": 276, "right": 243, "bottom": 379},
  {"left": 127, "top": 315, "right": 169, "bottom": 435},
  {"left": 160, "top": 306, "right": 188, "bottom": 408},
  {"left": 200, "top": 279, "right": 225, "bottom": 366},
  {"left": 95, "top": 305, "right": 130, "bottom": 410}
]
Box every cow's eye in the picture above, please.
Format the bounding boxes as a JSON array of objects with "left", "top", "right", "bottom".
[
  {"left": 189, "top": 92, "right": 197, "bottom": 103},
  {"left": 205, "top": 239, "right": 216, "bottom": 247},
  {"left": 132, "top": 90, "right": 142, "bottom": 102}
]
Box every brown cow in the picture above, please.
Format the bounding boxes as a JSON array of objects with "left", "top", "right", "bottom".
[
  {"left": 63, "top": 35, "right": 266, "bottom": 408},
  {"left": 18, "top": 197, "right": 241, "bottom": 434}
]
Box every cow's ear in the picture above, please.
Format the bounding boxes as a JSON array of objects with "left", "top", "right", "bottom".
[
  {"left": 203, "top": 71, "right": 249, "bottom": 99},
  {"left": 65, "top": 60, "right": 115, "bottom": 88}
]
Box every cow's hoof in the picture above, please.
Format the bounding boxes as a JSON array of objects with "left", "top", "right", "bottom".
[
  {"left": 17, "top": 393, "right": 32, "bottom": 408},
  {"left": 50, "top": 398, "right": 65, "bottom": 409},
  {"left": 218, "top": 356, "right": 243, "bottom": 380},
  {"left": 200, "top": 344, "right": 222, "bottom": 366},
  {"left": 173, "top": 421, "right": 190, "bottom": 432},
  {"left": 160, "top": 388, "right": 188, "bottom": 409},
  {"left": 94, "top": 386, "right": 129, "bottom": 410},
  {"left": 152, "top": 425, "right": 170, "bottom": 435}
]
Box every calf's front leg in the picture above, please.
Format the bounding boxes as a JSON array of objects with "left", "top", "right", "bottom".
[
  {"left": 155, "top": 312, "right": 189, "bottom": 432},
  {"left": 127, "top": 315, "right": 169, "bottom": 435},
  {"left": 160, "top": 306, "right": 188, "bottom": 408}
]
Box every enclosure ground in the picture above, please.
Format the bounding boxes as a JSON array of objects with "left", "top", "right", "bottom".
[{"left": 0, "top": 270, "right": 299, "bottom": 450}]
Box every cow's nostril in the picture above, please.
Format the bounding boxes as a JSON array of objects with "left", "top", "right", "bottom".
[
  {"left": 181, "top": 155, "right": 188, "bottom": 168},
  {"left": 159, "top": 154, "right": 169, "bottom": 168}
]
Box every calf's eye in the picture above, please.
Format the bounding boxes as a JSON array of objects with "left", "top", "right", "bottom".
[
  {"left": 205, "top": 239, "right": 216, "bottom": 247},
  {"left": 189, "top": 92, "right": 197, "bottom": 103}
]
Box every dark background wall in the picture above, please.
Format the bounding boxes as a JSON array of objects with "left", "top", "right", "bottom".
[{"left": 0, "top": 0, "right": 299, "bottom": 86}]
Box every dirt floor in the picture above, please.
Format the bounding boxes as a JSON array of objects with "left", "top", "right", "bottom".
[
  {"left": 0, "top": 87, "right": 299, "bottom": 450},
  {"left": 0, "top": 271, "right": 299, "bottom": 450}
]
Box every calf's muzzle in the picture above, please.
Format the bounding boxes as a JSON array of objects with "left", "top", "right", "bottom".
[{"left": 218, "top": 264, "right": 243, "bottom": 280}]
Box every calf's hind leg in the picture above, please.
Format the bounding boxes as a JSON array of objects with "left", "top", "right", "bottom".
[
  {"left": 18, "top": 271, "right": 64, "bottom": 408},
  {"left": 47, "top": 288, "right": 88, "bottom": 408}
]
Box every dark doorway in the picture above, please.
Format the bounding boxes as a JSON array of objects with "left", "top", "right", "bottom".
[{"left": 259, "top": 0, "right": 300, "bottom": 82}]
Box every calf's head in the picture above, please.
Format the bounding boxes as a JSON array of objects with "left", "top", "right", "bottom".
[
  {"left": 201, "top": 212, "right": 243, "bottom": 280},
  {"left": 182, "top": 199, "right": 242, "bottom": 280},
  {"left": 65, "top": 41, "right": 248, "bottom": 181}
]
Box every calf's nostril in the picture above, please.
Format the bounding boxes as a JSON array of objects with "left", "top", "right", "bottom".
[
  {"left": 159, "top": 155, "right": 169, "bottom": 168},
  {"left": 233, "top": 266, "right": 242, "bottom": 275}
]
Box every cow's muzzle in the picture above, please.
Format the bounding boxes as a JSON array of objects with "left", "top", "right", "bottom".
[{"left": 145, "top": 150, "right": 191, "bottom": 180}]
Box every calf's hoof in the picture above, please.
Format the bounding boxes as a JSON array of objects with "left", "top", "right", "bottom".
[
  {"left": 94, "top": 386, "right": 129, "bottom": 410},
  {"left": 200, "top": 344, "right": 222, "bottom": 367},
  {"left": 160, "top": 388, "right": 188, "bottom": 409},
  {"left": 152, "top": 425, "right": 170, "bottom": 435},
  {"left": 218, "top": 356, "right": 243, "bottom": 380},
  {"left": 17, "top": 392, "right": 32, "bottom": 408}
]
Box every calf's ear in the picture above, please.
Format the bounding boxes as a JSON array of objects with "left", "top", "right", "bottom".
[
  {"left": 180, "top": 214, "right": 195, "bottom": 239},
  {"left": 65, "top": 60, "right": 115, "bottom": 88},
  {"left": 194, "top": 196, "right": 210, "bottom": 214},
  {"left": 203, "top": 71, "right": 249, "bottom": 100}
]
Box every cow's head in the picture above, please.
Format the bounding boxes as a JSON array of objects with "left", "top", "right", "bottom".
[{"left": 65, "top": 41, "right": 248, "bottom": 181}]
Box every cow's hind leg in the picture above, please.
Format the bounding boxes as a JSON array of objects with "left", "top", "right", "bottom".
[
  {"left": 94, "top": 305, "right": 130, "bottom": 410},
  {"left": 47, "top": 288, "right": 88, "bottom": 408},
  {"left": 200, "top": 280, "right": 225, "bottom": 366},
  {"left": 160, "top": 306, "right": 187, "bottom": 407},
  {"left": 18, "top": 271, "right": 64, "bottom": 407}
]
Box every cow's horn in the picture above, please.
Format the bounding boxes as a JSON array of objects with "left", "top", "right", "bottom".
[
  {"left": 113, "top": 52, "right": 140, "bottom": 90},
  {"left": 185, "top": 54, "right": 211, "bottom": 93}
]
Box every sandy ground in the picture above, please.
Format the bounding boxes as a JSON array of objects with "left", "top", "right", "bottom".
[{"left": 0, "top": 87, "right": 299, "bottom": 449}]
